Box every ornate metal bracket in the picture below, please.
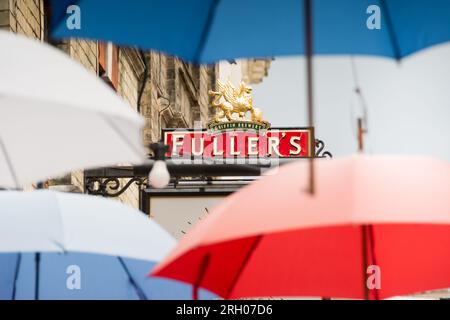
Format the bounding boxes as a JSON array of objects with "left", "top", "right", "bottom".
[
  {"left": 85, "top": 177, "right": 148, "bottom": 197},
  {"left": 315, "top": 139, "right": 332, "bottom": 158}
]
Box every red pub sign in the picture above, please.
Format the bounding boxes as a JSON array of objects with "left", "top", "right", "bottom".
[
  {"left": 162, "top": 80, "right": 321, "bottom": 159},
  {"left": 163, "top": 127, "right": 314, "bottom": 159}
]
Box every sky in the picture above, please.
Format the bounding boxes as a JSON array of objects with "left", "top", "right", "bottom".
[{"left": 251, "top": 44, "right": 450, "bottom": 161}]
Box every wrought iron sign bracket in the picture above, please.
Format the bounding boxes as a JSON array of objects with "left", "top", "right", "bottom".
[
  {"left": 85, "top": 176, "right": 148, "bottom": 197},
  {"left": 315, "top": 139, "right": 332, "bottom": 158}
]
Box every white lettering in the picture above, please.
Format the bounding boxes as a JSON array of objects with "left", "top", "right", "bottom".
[
  {"left": 289, "top": 136, "right": 302, "bottom": 155},
  {"left": 171, "top": 134, "right": 184, "bottom": 156},
  {"left": 66, "top": 265, "right": 81, "bottom": 290},
  {"left": 247, "top": 137, "right": 259, "bottom": 156},
  {"left": 268, "top": 137, "right": 282, "bottom": 157}
]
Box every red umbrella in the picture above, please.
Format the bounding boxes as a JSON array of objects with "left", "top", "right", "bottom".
[{"left": 151, "top": 155, "right": 450, "bottom": 300}]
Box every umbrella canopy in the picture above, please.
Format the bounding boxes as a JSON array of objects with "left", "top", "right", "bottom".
[
  {"left": 0, "top": 190, "right": 172, "bottom": 259},
  {"left": 0, "top": 252, "right": 216, "bottom": 300},
  {"left": 252, "top": 46, "right": 450, "bottom": 162},
  {"left": 0, "top": 31, "right": 146, "bottom": 189},
  {"left": 0, "top": 190, "right": 211, "bottom": 299},
  {"left": 151, "top": 155, "right": 450, "bottom": 299},
  {"left": 49, "top": 0, "right": 450, "bottom": 63}
]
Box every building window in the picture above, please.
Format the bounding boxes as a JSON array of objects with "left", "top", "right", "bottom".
[
  {"left": 43, "top": 0, "right": 60, "bottom": 45},
  {"left": 98, "top": 42, "right": 118, "bottom": 89}
]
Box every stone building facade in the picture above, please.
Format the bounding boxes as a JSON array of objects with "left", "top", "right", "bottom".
[{"left": 0, "top": 0, "right": 271, "bottom": 208}]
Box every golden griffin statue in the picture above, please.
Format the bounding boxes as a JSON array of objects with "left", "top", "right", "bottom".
[{"left": 208, "top": 80, "right": 270, "bottom": 127}]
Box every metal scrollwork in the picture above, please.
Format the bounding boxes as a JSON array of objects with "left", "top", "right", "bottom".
[
  {"left": 85, "top": 177, "right": 148, "bottom": 197},
  {"left": 315, "top": 139, "right": 332, "bottom": 158}
]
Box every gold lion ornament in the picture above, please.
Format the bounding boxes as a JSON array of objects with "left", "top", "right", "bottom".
[{"left": 208, "top": 80, "right": 269, "bottom": 126}]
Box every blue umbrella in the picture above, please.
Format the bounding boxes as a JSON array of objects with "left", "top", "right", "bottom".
[
  {"left": 49, "top": 0, "right": 450, "bottom": 63},
  {"left": 49, "top": 0, "right": 450, "bottom": 192},
  {"left": 0, "top": 252, "right": 215, "bottom": 300},
  {"left": 0, "top": 190, "right": 215, "bottom": 300}
]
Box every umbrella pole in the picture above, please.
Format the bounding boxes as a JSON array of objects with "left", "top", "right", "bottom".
[
  {"left": 34, "top": 252, "right": 40, "bottom": 300},
  {"left": 358, "top": 118, "right": 363, "bottom": 152},
  {"left": 304, "top": 0, "right": 315, "bottom": 194},
  {"left": 357, "top": 118, "right": 367, "bottom": 152}
]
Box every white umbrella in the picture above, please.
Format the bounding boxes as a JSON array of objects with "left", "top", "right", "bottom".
[
  {"left": 0, "top": 190, "right": 174, "bottom": 260},
  {"left": 253, "top": 44, "right": 450, "bottom": 161},
  {"left": 0, "top": 31, "right": 146, "bottom": 188}
]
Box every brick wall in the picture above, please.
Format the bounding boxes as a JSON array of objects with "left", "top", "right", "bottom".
[
  {"left": 0, "top": 0, "right": 10, "bottom": 31},
  {"left": 63, "top": 39, "right": 98, "bottom": 193},
  {"left": 69, "top": 40, "right": 98, "bottom": 73},
  {"left": 0, "top": 0, "right": 43, "bottom": 38},
  {"left": 116, "top": 48, "right": 145, "bottom": 207}
]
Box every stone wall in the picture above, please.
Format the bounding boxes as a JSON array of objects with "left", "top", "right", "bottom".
[
  {"left": 1, "top": 0, "right": 218, "bottom": 209},
  {"left": 115, "top": 48, "right": 145, "bottom": 208},
  {"left": 0, "top": 2, "right": 260, "bottom": 207},
  {"left": 67, "top": 43, "right": 146, "bottom": 207}
]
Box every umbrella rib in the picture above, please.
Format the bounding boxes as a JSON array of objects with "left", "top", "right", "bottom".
[
  {"left": 117, "top": 257, "right": 148, "bottom": 300},
  {"left": 102, "top": 114, "right": 144, "bottom": 161},
  {"left": 0, "top": 137, "right": 20, "bottom": 189},
  {"left": 225, "top": 235, "right": 263, "bottom": 299},
  {"left": 11, "top": 253, "right": 22, "bottom": 300},
  {"left": 350, "top": 57, "right": 369, "bottom": 113},
  {"left": 379, "top": 0, "right": 401, "bottom": 60},
  {"left": 52, "top": 192, "right": 69, "bottom": 252},
  {"left": 193, "top": 253, "right": 211, "bottom": 300},
  {"left": 194, "top": 0, "right": 221, "bottom": 63},
  {"left": 349, "top": 56, "right": 369, "bottom": 145}
]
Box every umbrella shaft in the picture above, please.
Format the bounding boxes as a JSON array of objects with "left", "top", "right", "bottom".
[
  {"left": 304, "top": 0, "right": 314, "bottom": 129},
  {"left": 304, "top": 0, "right": 315, "bottom": 195}
]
